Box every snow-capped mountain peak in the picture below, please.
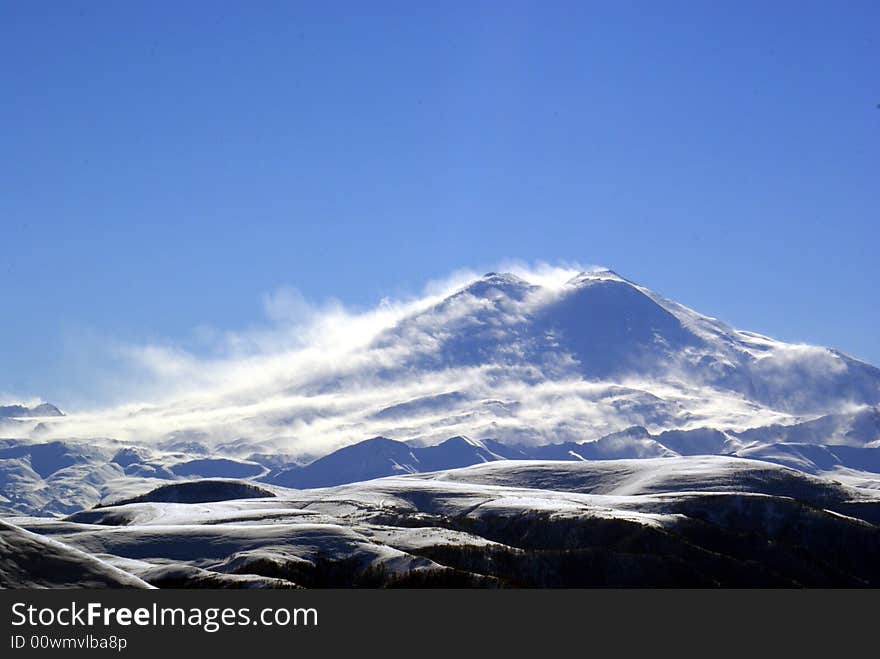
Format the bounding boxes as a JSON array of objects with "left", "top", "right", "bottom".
[{"left": 565, "top": 268, "right": 630, "bottom": 286}]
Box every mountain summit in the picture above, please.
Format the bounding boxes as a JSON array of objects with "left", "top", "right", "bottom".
[{"left": 375, "top": 270, "right": 880, "bottom": 413}]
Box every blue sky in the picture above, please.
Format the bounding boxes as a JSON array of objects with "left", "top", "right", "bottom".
[{"left": 2, "top": 2, "right": 878, "bottom": 408}]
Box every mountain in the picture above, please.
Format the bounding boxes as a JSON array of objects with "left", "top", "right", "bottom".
[
  {"left": 267, "top": 435, "right": 519, "bottom": 488},
  {"left": 374, "top": 269, "right": 880, "bottom": 413},
  {"left": 10, "top": 269, "right": 880, "bottom": 455},
  {"left": 0, "top": 402, "right": 63, "bottom": 418},
  {"left": 263, "top": 413, "right": 879, "bottom": 491},
  {"left": 736, "top": 406, "right": 880, "bottom": 447}
]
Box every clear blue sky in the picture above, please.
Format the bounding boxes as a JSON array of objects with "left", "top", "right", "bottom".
[{"left": 2, "top": 2, "right": 878, "bottom": 408}]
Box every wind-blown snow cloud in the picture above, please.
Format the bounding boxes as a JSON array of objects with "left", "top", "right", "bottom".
[
  {"left": 18, "top": 263, "right": 600, "bottom": 450},
  {"left": 107, "top": 261, "right": 600, "bottom": 402}
]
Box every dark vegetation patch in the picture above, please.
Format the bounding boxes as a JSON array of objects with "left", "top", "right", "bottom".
[
  {"left": 100, "top": 480, "right": 276, "bottom": 507},
  {"left": 363, "top": 494, "right": 880, "bottom": 587}
]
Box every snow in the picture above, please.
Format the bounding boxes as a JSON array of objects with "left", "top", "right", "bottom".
[
  {"left": 1, "top": 268, "right": 879, "bottom": 586},
  {"left": 5, "top": 454, "right": 878, "bottom": 587},
  {"left": 0, "top": 519, "right": 152, "bottom": 588}
]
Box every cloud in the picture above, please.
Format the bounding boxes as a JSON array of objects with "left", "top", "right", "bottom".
[
  {"left": 261, "top": 286, "right": 316, "bottom": 324},
  {"left": 102, "top": 261, "right": 593, "bottom": 406},
  {"left": 498, "top": 259, "right": 604, "bottom": 289},
  {"left": 8, "top": 263, "right": 586, "bottom": 447},
  {"left": 754, "top": 344, "right": 848, "bottom": 375}
]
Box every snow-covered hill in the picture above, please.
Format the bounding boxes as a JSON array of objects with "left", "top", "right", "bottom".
[
  {"left": 7, "top": 457, "right": 880, "bottom": 587},
  {"left": 0, "top": 519, "right": 151, "bottom": 588}
]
